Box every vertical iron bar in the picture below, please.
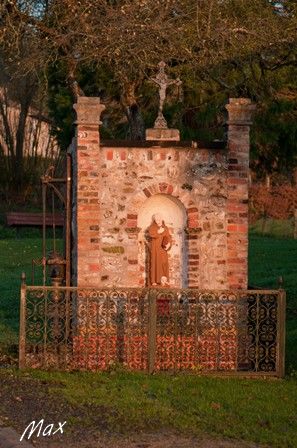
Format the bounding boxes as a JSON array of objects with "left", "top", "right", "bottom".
[
  {"left": 85, "top": 292, "right": 89, "bottom": 369},
  {"left": 31, "top": 260, "right": 34, "bottom": 285},
  {"left": 52, "top": 191, "right": 56, "bottom": 253},
  {"left": 43, "top": 288, "right": 48, "bottom": 368},
  {"left": 255, "top": 293, "right": 260, "bottom": 372},
  {"left": 106, "top": 291, "right": 110, "bottom": 368},
  {"left": 148, "top": 289, "right": 157, "bottom": 374},
  {"left": 194, "top": 291, "right": 199, "bottom": 368},
  {"left": 173, "top": 292, "right": 178, "bottom": 373},
  {"left": 19, "top": 272, "right": 27, "bottom": 369},
  {"left": 126, "top": 292, "right": 130, "bottom": 368},
  {"left": 277, "top": 289, "right": 286, "bottom": 378},
  {"left": 95, "top": 292, "right": 99, "bottom": 371},
  {"left": 66, "top": 155, "right": 71, "bottom": 287},
  {"left": 215, "top": 293, "right": 220, "bottom": 370},
  {"left": 65, "top": 156, "right": 72, "bottom": 360},
  {"left": 235, "top": 293, "right": 241, "bottom": 372},
  {"left": 42, "top": 182, "right": 47, "bottom": 286}
]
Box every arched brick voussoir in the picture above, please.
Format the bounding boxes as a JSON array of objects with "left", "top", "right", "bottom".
[
  {"left": 141, "top": 182, "right": 173, "bottom": 198},
  {"left": 142, "top": 182, "right": 181, "bottom": 200},
  {"left": 126, "top": 182, "right": 199, "bottom": 229}
]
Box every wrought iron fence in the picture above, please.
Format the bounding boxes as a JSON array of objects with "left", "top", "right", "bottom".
[{"left": 19, "top": 278, "right": 286, "bottom": 377}]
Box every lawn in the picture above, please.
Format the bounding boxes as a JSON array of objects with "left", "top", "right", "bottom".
[
  {"left": 0, "top": 230, "right": 62, "bottom": 348},
  {"left": 0, "top": 231, "right": 297, "bottom": 447}
]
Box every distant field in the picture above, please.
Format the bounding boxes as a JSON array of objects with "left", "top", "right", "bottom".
[{"left": 250, "top": 217, "right": 295, "bottom": 238}]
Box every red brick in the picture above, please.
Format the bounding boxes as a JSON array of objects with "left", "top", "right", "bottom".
[
  {"left": 159, "top": 182, "right": 168, "bottom": 193},
  {"left": 227, "top": 178, "right": 247, "bottom": 185},
  {"left": 187, "top": 207, "right": 198, "bottom": 214},
  {"left": 167, "top": 184, "right": 173, "bottom": 194},
  {"left": 106, "top": 150, "right": 113, "bottom": 160},
  {"left": 89, "top": 264, "right": 101, "bottom": 272},
  {"left": 127, "top": 214, "right": 138, "bottom": 219},
  {"left": 127, "top": 220, "right": 137, "bottom": 228}
]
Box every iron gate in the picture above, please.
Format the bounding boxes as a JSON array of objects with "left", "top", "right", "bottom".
[{"left": 19, "top": 277, "right": 286, "bottom": 377}]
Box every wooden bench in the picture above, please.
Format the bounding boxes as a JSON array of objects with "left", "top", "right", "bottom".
[{"left": 6, "top": 212, "right": 64, "bottom": 227}]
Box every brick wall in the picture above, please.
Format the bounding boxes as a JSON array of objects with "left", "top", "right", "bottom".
[
  {"left": 226, "top": 99, "right": 256, "bottom": 289},
  {"left": 72, "top": 97, "right": 254, "bottom": 289}
]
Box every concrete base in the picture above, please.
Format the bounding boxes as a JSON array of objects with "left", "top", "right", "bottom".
[{"left": 145, "top": 128, "right": 180, "bottom": 142}]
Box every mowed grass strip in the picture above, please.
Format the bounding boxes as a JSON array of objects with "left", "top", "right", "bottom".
[{"left": 7, "top": 368, "right": 297, "bottom": 447}]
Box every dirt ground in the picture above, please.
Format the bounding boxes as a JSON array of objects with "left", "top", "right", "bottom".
[
  {"left": 36, "top": 433, "right": 264, "bottom": 448},
  {"left": 35, "top": 433, "right": 263, "bottom": 448},
  {"left": 0, "top": 369, "right": 264, "bottom": 448}
]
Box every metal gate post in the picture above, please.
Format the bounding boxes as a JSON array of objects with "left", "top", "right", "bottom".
[
  {"left": 277, "top": 288, "right": 286, "bottom": 378},
  {"left": 19, "top": 272, "right": 27, "bottom": 369},
  {"left": 148, "top": 289, "right": 157, "bottom": 374}
]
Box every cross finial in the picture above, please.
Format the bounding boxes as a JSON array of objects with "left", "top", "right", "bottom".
[{"left": 150, "top": 61, "right": 182, "bottom": 129}]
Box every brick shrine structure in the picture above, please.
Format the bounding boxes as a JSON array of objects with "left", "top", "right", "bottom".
[{"left": 70, "top": 96, "right": 255, "bottom": 291}]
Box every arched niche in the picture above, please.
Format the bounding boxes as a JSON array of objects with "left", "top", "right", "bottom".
[{"left": 137, "top": 194, "right": 187, "bottom": 288}]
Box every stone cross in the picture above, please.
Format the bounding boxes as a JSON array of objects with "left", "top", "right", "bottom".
[{"left": 150, "top": 61, "right": 182, "bottom": 129}]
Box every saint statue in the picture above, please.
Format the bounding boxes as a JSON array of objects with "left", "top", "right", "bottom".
[{"left": 148, "top": 213, "right": 172, "bottom": 286}]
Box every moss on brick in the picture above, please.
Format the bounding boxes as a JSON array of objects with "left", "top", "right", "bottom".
[{"left": 102, "top": 246, "right": 124, "bottom": 254}]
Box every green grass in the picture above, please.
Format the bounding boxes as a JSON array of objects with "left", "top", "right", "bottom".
[
  {"left": 249, "top": 234, "right": 297, "bottom": 303},
  {"left": 250, "top": 218, "right": 295, "bottom": 239},
  {"left": 248, "top": 235, "right": 297, "bottom": 372},
  {"left": 5, "top": 368, "right": 296, "bottom": 447},
  {"left": 0, "top": 232, "right": 297, "bottom": 446},
  {"left": 0, "top": 236, "right": 62, "bottom": 348}
]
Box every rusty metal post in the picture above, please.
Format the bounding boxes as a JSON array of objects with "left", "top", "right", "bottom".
[
  {"left": 148, "top": 289, "right": 157, "bottom": 374},
  {"left": 277, "top": 287, "right": 286, "bottom": 378},
  {"left": 19, "top": 272, "right": 27, "bottom": 369},
  {"left": 42, "top": 182, "right": 47, "bottom": 285},
  {"left": 66, "top": 154, "right": 72, "bottom": 287}
]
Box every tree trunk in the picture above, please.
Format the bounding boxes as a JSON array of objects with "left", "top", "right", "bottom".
[
  {"left": 121, "top": 81, "right": 145, "bottom": 141},
  {"left": 14, "top": 101, "right": 30, "bottom": 190},
  {"left": 125, "top": 103, "right": 145, "bottom": 141}
]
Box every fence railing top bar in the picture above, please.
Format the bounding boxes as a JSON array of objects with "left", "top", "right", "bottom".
[{"left": 23, "top": 285, "right": 282, "bottom": 295}]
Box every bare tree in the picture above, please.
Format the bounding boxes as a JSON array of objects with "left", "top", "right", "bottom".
[{"left": 0, "top": 0, "right": 296, "bottom": 140}]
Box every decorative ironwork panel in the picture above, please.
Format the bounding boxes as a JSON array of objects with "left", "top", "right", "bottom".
[
  {"left": 73, "top": 288, "right": 149, "bottom": 370},
  {"left": 155, "top": 290, "right": 238, "bottom": 372},
  {"left": 20, "top": 286, "right": 285, "bottom": 376},
  {"left": 239, "top": 292, "right": 279, "bottom": 373},
  {"left": 25, "top": 288, "right": 73, "bottom": 369}
]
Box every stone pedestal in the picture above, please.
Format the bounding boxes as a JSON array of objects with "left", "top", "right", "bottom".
[{"left": 145, "top": 128, "right": 180, "bottom": 142}]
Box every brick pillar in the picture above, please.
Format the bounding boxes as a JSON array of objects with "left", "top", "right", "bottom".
[
  {"left": 226, "top": 98, "right": 255, "bottom": 289},
  {"left": 73, "top": 97, "right": 105, "bottom": 286}
]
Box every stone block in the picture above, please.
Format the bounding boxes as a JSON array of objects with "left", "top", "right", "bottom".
[{"left": 145, "top": 128, "right": 180, "bottom": 141}]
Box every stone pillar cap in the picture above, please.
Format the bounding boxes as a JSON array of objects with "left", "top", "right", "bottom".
[
  {"left": 73, "top": 96, "right": 105, "bottom": 126},
  {"left": 226, "top": 97, "right": 256, "bottom": 125}
]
